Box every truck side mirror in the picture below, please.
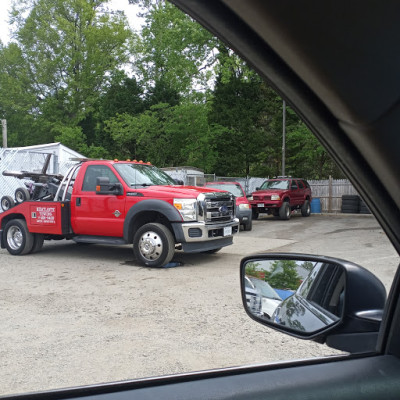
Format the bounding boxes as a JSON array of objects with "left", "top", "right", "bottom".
[
  {"left": 96, "top": 177, "right": 123, "bottom": 196},
  {"left": 240, "top": 253, "right": 386, "bottom": 353}
]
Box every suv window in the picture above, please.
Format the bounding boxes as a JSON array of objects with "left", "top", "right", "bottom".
[
  {"left": 291, "top": 180, "right": 298, "bottom": 189},
  {"left": 298, "top": 181, "right": 305, "bottom": 189}
]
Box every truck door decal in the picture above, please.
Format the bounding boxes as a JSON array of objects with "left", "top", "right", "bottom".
[{"left": 31, "top": 206, "right": 57, "bottom": 225}]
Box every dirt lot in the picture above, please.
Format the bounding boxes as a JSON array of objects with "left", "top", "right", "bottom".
[{"left": 0, "top": 213, "right": 399, "bottom": 395}]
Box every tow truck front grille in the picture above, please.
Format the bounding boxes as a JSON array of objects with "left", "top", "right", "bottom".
[{"left": 203, "top": 193, "right": 235, "bottom": 223}]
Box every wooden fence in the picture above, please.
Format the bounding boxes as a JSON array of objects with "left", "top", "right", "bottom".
[
  {"left": 168, "top": 172, "right": 360, "bottom": 214},
  {"left": 308, "top": 177, "right": 358, "bottom": 213}
]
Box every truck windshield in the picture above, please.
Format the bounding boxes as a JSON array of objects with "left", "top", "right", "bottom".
[
  {"left": 260, "top": 180, "right": 289, "bottom": 190},
  {"left": 114, "top": 163, "right": 176, "bottom": 187}
]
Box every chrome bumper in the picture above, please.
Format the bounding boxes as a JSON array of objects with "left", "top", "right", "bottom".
[{"left": 180, "top": 218, "right": 239, "bottom": 242}]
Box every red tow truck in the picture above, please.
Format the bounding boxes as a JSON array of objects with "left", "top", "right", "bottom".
[{"left": 0, "top": 159, "right": 239, "bottom": 267}]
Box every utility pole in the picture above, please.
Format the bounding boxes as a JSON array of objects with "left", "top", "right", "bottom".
[
  {"left": 282, "top": 100, "right": 286, "bottom": 176},
  {"left": 1, "top": 119, "right": 7, "bottom": 148}
]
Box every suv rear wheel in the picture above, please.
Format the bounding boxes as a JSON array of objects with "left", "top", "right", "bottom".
[{"left": 301, "top": 200, "right": 311, "bottom": 217}]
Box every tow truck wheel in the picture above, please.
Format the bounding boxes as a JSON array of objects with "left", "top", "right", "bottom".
[
  {"left": 15, "top": 187, "right": 30, "bottom": 204},
  {"left": 30, "top": 234, "right": 45, "bottom": 254},
  {"left": 1, "top": 195, "right": 15, "bottom": 211},
  {"left": 133, "top": 223, "right": 175, "bottom": 267},
  {"left": 4, "top": 219, "right": 34, "bottom": 255}
]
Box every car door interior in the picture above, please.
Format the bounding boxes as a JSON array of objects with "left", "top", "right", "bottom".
[{"left": 6, "top": 1, "right": 400, "bottom": 399}]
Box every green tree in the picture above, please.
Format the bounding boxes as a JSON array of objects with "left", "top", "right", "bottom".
[
  {"left": 265, "top": 260, "right": 301, "bottom": 291},
  {"left": 130, "top": 0, "right": 218, "bottom": 98},
  {"left": 5, "top": 0, "right": 131, "bottom": 150},
  {"left": 104, "top": 101, "right": 219, "bottom": 169},
  {"left": 209, "top": 52, "right": 269, "bottom": 176}
]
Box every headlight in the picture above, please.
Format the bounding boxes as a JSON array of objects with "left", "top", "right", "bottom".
[
  {"left": 271, "top": 195, "right": 280, "bottom": 200},
  {"left": 239, "top": 203, "right": 250, "bottom": 210},
  {"left": 173, "top": 199, "right": 197, "bottom": 221}
]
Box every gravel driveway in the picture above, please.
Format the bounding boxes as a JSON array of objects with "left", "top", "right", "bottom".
[{"left": 0, "top": 214, "right": 398, "bottom": 395}]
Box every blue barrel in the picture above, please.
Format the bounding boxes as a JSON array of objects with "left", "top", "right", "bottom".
[{"left": 310, "top": 198, "right": 321, "bottom": 213}]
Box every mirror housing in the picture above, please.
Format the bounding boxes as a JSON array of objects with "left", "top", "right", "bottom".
[
  {"left": 95, "top": 177, "right": 123, "bottom": 196},
  {"left": 241, "top": 253, "right": 386, "bottom": 353}
]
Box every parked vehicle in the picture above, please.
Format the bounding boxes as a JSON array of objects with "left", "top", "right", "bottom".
[
  {"left": 3, "top": 0, "right": 400, "bottom": 399},
  {"left": 0, "top": 159, "right": 239, "bottom": 267},
  {"left": 205, "top": 181, "right": 252, "bottom": 231},
  {"left": 244, "top": 276, "right": 262, "bottom": 316},
  {"left": 248, "top": 177, "right": 312, "bottom": 220},
  {"left": 247, "top": 276, "right": 282, "bottom": 319}
]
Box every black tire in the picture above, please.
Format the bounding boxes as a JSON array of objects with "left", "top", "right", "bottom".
[
  {"left": 30, "top": 234, "right": 45, "bottom": 254},
  {"left": 15, "top": 187, "right": 31, "bottom": 204},
  {"left": 4, "top": 219, "right": 34, "bottom": 255},
  {"left": 243, "top": 219, "right": 253, "bottom": 231},
  {"left": 133, "top": 223, "right": 175, "bottom": 267},
  {"left": 301, "top": 200, "right": 311, "bottom": 217},
  {"left": 252, "top": 209, "right": 259, "bottom": 220},
  {"left": 1, "top": 195, "right": 15, "bottom": 211},
  {"left": 342, "top": 195, "right": 359, "bottom": 201},
  {"left": 341, "top": 204, "right": 359, "bottom": 213},
  {"left": 359, "top": 199, "right": 371, "bottom": 214},
  {"left": 341, "top": 195, "right": 360, "bottom": 213},
  {"left": 279, "top": 202, "right": 291, "bottom": 220}
]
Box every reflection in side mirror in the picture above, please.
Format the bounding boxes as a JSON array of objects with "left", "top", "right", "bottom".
[
  {"left": 241, "top": 254, "right": 386, "bottom": 353},
  {"left": 244, "top": 258, "right": 344, "bottom": 333}
]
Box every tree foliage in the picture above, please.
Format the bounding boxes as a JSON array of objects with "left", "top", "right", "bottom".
[
  {"left": 264, "top": 260, "right": 301, "bottom": 291},
  {"left": 0, "top": 0, "right": 343, "bottom": 179}
]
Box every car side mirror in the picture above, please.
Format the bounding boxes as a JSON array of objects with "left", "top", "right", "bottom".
[
  {"left": 174, "top": 179, "right": 184, "bottom": 185},
  {"left": 255, "top": 187, "right": 260, "bottom": 191},
  {"left": 241, "top": 253, "right": 386, "bottom": 353},
  {"left": 95, "top": 177, "right": 123, "bottom": 196}
]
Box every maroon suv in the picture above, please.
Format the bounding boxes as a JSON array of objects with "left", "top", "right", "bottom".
[{"left": 248, "top": 177, "right": 312, "bottom": 220}]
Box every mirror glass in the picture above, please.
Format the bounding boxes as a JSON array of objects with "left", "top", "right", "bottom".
[{"left": 243, "top": 258, "right": 345, "bottom": 334}]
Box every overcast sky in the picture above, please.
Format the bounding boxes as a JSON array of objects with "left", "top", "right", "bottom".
[{"left": 0, "top": 0, "right": 143, "bottom": 44}]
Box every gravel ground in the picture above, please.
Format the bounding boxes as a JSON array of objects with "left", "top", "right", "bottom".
[{"left": 0, "top": 213, "right": 398, "bottom": 396}]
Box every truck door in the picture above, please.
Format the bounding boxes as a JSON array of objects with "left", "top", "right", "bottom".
[
  {"left": 290, "top": 179, "right": 302, "bottom": 206},
  {"left": 71, "top": 164, "right": 125, "bottom": 237}
]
